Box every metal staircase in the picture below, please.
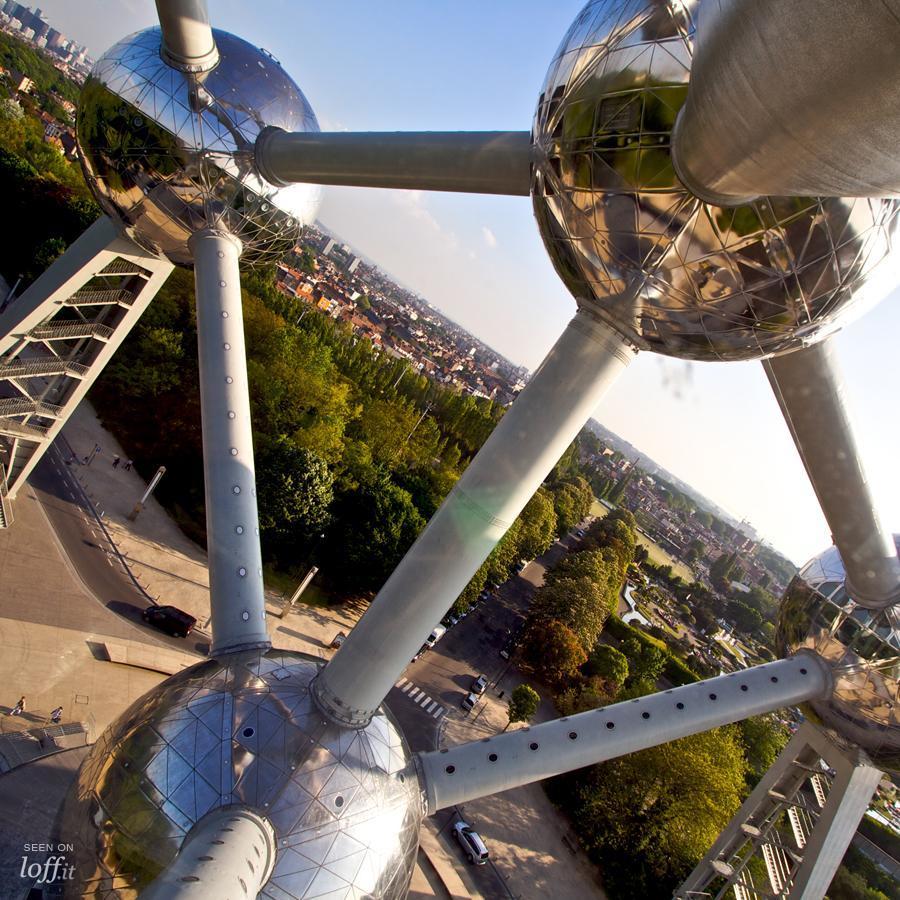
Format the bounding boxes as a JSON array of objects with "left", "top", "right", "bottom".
[
  {"left": 675, "top": 724, "right": 883, "bottom": 899},
  {"left": 0, "top": 216, "right": 173, "bottom": 518}
]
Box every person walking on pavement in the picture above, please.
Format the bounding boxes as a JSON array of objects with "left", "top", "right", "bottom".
[
  {"left": 112, "top": 455, "right": 120, "bottom": 468},
  {"left": 10, "top": 696, "right": 25, "bottom": 716},
  {"left": 124, "top": 459, "right": 133, "bottom": 471},
  {"left": 50, "top": 706, "right": 63, "bottom": 724}
]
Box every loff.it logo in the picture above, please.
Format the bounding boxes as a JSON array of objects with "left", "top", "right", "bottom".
[{"left": 20, "top": 843, "right": 76, "bottom": 885}]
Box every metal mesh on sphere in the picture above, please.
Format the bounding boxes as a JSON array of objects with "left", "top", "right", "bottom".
[
  {"left": 531, "top": 0, "right": 900, "bottom": 361},
  {"left": 58, "top": 650, "right": 422, "bottom": 898},
  {"left": 77, "top": 28, "right": 321, "bottom": 266},
  {"left": 777, "top": 540, "right": 900, "bottom": 773}
]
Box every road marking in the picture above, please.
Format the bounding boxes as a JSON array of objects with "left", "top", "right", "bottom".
[
  {"left": 417, "top": 694, "right": 431, "bottom": 708},
  {"left": 409, "top": 689, "right": 422, "bottom": 701},
  {"left": 401, "top": 683, "right": 415, "bottom": 695},
  {"left": 432, "top": 705, "right": 445, "bottom": 719},
  {"left": 68, "top": 491, "right": 75, "bottom": 500},
  {"left": 395, "top": 677, "right": 407, "bottom": 688},
  {"left": 426, "top": 701, "right": 437, "bottom": 714}
]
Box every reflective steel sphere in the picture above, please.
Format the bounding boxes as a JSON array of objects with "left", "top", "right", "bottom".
[
  {"left": 58, "top": 650, "right": 422, "bottom": 897},
  {"left": 777, "top": 540, "right": 900, "bottom": 772},
  {"left": 77, "top": 28, "right": 321, "bottom": 266},
  {"left": 532, "top": 0, "right": 900, "bottom": 361}
]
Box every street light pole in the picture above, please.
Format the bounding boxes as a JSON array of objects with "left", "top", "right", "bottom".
[{"left": 127, "top": 465, "right": 166, "bottom": 521}]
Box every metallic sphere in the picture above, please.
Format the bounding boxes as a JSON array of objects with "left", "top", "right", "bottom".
[
  {"left": 58, "top": 650, "right": 422, "bottom": 897},
  {"left": 777, "top": 540, "right": 900, "bottom": 773},
  {"left": 77, "top": 28, "right": 321, "bottom": 266},
  {"left": 532, "top": 0, "right": 900, "bottom": 361}
]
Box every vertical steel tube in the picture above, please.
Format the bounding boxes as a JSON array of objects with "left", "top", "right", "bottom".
[
  {"left": 313, "top": 310, "right": 636, "bottom": 725},
  {"left": 190, "top": 230, "right": 270, "bottom": 654},
  {"left": 155, "top": 0, "right": 218, "bottom": 72},
  {"left": 764, "top": 340, "right": 900, "bottom": 608},
  {"left": 141, "top": 807, "right": 276, "bottom": 898},
  {"left": 418, "top": 655, "right": 830, "bottom": 812},
  {"left": 671, "top": 0, "right": 900, "bottom": 203}
]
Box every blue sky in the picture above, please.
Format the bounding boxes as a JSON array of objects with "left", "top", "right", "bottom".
[{"left": 37, "top": 0, "right": 900, "bottom": 565}]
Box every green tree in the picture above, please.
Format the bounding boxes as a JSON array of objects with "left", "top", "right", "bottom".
[
  {"left": 584, "top": 644, "right": 629, "bottom": 688},
  {"left": 505, "top": 684, "right": 540, "bottom": 730},
  {"left": 519, "top": 619, "right": 587, "bottom": 685},
  {"left": 517, "top": 488, "right": 558, "bottom": 561},
  {"left": 256, "top": 439, "right": 334, "bottom": 565},
  {"left": 556, "top": 727, "right": 747, "bottom": 896},
  {"left": 550, "top": 478, "right": 593, "bottom": 536},
  {"left": 621, "top": 637, "right": 666, "bottom": 688},
  {"left": 728, "top": 599, "right": 763, "bottom": 634},
  {"left": 323, "top": 468, "right": 425, "bottom": 592},
  {"left": 530, "top": 576, "right": 611, "bottom": 652},
  {"left": 738, "top": 714, "right": 788, "bottom": 784}
]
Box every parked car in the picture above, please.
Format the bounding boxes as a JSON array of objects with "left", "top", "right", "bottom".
[
  {"left": 330, "top": 631, "right": 347, "bottom": 649},
  {"left": 141, "top": 605, "right": 196, "bottom": 638},
  {"left": 471, "top": 674, "right": 488, "bottom": 695},
  {"left": 575, "top": 528, "right": 585, "bottom": 538},
  {"left": 452, "top": 821, "right": 489, "bottom": 865},
  {"left": 461, "top": 691, "right": 480, "bottom": 712},
  {"left": 514, "top": 560, "right": 528, "bottom": 574},
  {"left": 499, "top": 640, "right": 517, "bottom": 660},
  {"left": 425, "top": 624, "right": 447, "bottom": 648}
]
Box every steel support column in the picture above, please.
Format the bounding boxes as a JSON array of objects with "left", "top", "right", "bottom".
[
  {"left": 419, "top": 655, "right": 830, "bottom": 813},
  {"left": 190, "top": 229, "right": 269, "bottom": 655},
  {"left": 764, "top": 339, "right": 900, "bottom": 608},
  {"left": 313, "top": 310, "right": 634, "bottom": 725}
]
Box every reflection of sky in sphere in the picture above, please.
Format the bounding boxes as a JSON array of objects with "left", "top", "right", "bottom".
[
  {"left": 59, "top": 650, "right": 422, "bottom": 896},
  {"left": 531, "top": 0, "right": 900, "bottom": 361},
  {"left": 76, "top": 28, "right": 321, "bottom": 266},
  {"left": 777, "top": 538, "right": 900, "bottom": 773}
]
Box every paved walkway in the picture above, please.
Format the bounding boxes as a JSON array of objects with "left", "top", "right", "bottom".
[{"left": 0, "top": 399, "right": 468, "bottom": 897}]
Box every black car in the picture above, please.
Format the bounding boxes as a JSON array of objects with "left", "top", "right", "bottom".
[{"left": 141, "top": 604, "right": 196, "bottom": 637}]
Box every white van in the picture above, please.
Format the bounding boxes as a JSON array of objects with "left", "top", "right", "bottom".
[{"left": 425, "top": 624, "right": 447, "bottom": 648}]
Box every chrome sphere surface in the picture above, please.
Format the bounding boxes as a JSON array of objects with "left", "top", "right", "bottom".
[
  {"left": 77, "top": 28, "right": 321, "bottom": 266},
  {"left": 777, "top": 540, "right": 900, "bottom": 772},
  {"left": 58, "top": 650, "right": 423, "bottom": 897},
  {"left": 532, "top": 0, "right": 900, "bottom": 361}
]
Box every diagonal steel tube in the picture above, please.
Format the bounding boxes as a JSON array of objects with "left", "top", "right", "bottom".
[
  {"left": 190, "top": 229, "right": 270, "bottom": 654},
  {"left": 256, "top": 129, "right": 533, "bottom": 196},
  {"left": 764, "top": 339, "right": 900, "bottom": 608},
  {"left": 418, "top": 654, "right": 831, "bottom": 813},
  {"left": 155, "top": 0, "right": 218, "bottom": 72},
  {"left": 671, "top": 0, "right": 900, "bottom": 204},
  {"left": 312, "top": 309, "right": 635, "bottom": 726}
]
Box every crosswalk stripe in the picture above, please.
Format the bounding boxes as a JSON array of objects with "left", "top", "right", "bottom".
[
  {"left": 426, "top": 701, "right": 437, "bottom": 713},
  {"left": 395, "top": 677, "right": 407, "bottom": 688},
  {"left": 432, "top": 706, "right": 444, "bottom": 718},
  {"left": 401, "top": 683, "right": 415, "bottom": 695},
  {"left": 409, "top": 689, "right": 422, "bottom": 701},
  {"left": 418, "top": 694, "right": 431, "bottom": 707}
]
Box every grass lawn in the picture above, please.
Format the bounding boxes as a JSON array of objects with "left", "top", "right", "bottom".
[{"left": 593, "top": 501, "right": 694, "bottom": 583}]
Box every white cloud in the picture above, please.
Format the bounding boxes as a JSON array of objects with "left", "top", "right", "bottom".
[
  {"left": 390, "top": 190, "right": 458, "bottom": 249},
  {"left": 481, "top": 226, "right": 498, "bottom": 249}
]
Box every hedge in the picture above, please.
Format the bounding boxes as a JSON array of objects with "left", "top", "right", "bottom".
[{"left": 603, "top": 615, "right": 700, "bottom": 686}]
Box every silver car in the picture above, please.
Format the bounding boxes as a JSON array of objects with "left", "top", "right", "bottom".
[{"left": 452, "top": 820, "right": 489, "bottom": 865}]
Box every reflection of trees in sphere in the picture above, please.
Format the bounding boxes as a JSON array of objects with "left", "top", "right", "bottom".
[
  {"left": 59, "top": 650, "right": 422, "bottom": 897},
  {"left": 776, "top": 540, "right": 900, "bottom": 773},
  {"left": 532, "top": 0, "right": 900, "bottom": 361},
  {"left": 77, "top": 28, "right": 321, "bottom": 267}
]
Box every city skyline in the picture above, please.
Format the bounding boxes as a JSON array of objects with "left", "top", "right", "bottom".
[{"left": 31, "top": 0, "right": 900, "bottom": 565}]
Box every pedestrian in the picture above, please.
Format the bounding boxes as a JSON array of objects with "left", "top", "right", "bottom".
[
  {"left": 50, "top": 706, "right": 63, "bottom": 724},
  {"left": 112, "top": 455, "right": 120, "bottom": 468},
  {"left": 124, "top": 459, "right": 133, "bottom": 471},
  {"left": 10, "top": 696, "right": 25, "bottom": 716}
]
